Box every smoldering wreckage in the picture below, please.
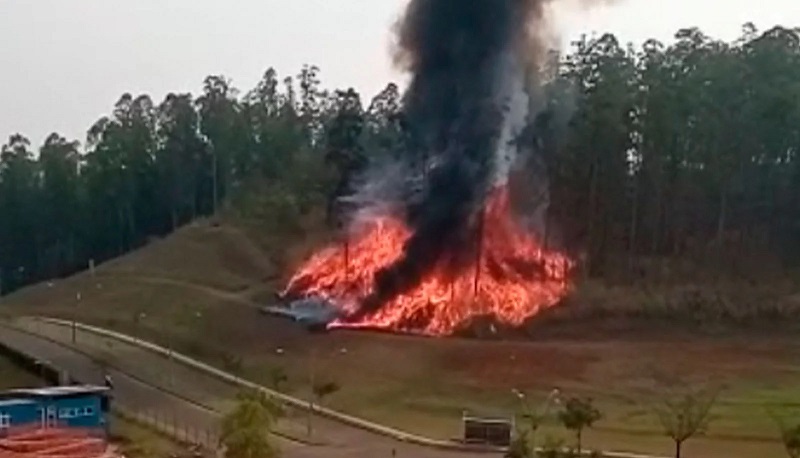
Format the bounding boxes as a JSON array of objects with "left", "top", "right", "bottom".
[{"left": 266, "top": 0, "right": 596, "bottom": 337}]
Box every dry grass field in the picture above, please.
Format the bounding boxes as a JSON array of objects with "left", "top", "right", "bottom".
[{"left": 3, "top": 219, "right": 799, "bottom": 457}]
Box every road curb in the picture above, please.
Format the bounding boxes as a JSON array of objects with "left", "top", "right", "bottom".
[
  {"left": 35, "top": 317, "right": 667, "bottom": 458},
  {"left": 37, "top": 317, "right": 504, "bottom": 453},
  {"left": 0, "top": 323, "right": 210, "bottom": 451},
  {"left": 3, "top": 321, "right": 323, "bottom": 448}
]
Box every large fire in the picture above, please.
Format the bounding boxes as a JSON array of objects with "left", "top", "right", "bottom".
[{"left": 282, "top": 186, "right": 573, "bottom": 336}]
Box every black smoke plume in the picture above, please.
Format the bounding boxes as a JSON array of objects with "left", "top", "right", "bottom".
[{"left": 345, "top": 0, "right": 558, "bottom": 321}]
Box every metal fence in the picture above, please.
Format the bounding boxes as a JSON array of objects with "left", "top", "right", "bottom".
[{"left": 115, "top": 405, "right": 220, "bottom": 452}]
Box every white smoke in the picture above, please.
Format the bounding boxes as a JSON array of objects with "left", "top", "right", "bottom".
[
  {"left": 491, "top": 48, "right": 552, "bottom": 238},
  {"left": 492, "top": 50, "right": 530, "bottom": 187},
  {"left": 339, "top": 159, "right": 410, "bottom": 230}
]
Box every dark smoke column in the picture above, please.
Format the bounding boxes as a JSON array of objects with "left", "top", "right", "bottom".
[{"left": 349, "top": 0, "right": 550, "bottom": 321}]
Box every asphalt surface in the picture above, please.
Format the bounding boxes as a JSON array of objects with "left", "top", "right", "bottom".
[{"left": 0, "top": 324, "right": 496, "bottom": 458}]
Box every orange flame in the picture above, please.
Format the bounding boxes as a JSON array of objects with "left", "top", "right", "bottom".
[{"left": 283, "top": 186, "right": 573, "bottom": 336}]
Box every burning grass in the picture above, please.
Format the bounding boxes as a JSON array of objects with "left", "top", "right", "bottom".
[
  {"left": 3, "top": 221, "right": 800, "bottom": 457},
  {"left": 282, "top": 186, "right": 574, "bottom": 336}
]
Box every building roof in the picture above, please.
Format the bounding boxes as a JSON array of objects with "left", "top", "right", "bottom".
[
  {"left": 1, "top": 385, "right": 109, "bottom": 400},
  {"left": 0, "top": 398, "right": 37, "bottom": 408}
]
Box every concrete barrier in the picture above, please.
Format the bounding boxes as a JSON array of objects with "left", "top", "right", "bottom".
[
  {"left": 34, "top": 317, "right": 665, "bottom": 458},
  {"left": 34, "top": 317, "right": 490, "bottom": 452},
  {"left": 1, "top": 321, "right": 325, "bottom": 448}
]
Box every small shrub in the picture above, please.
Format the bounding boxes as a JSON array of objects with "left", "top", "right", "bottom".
[
  {"left": 537, "top": 436, "right": 567, "bottom": 458},
  {"left": 505, "top": 430, "right": 532, "bottom": 458},
  {"left": 558, "top": 396, "right": 602, "bottom": 454}
]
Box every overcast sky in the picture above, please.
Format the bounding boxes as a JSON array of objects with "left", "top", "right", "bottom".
[{"left": 2, "top": 0, "right": 799, "bottom": 147}]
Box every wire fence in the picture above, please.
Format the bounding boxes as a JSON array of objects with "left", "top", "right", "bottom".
[{"left": 114, "top": 405, "right": 220, "bottom": 453}]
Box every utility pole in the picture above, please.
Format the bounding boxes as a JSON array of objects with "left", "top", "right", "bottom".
[
  {"left": 473, "top": 206, "right": 487, "bottom": 298},
  {"left": 72, "top": 292, "right": 81, "bottom": 343},
  {"left": 306, "top": 347, "right": 317, "bottom": 438},
  {"left": 339, "top": 213, "right": 350, "bottom": 284},
  {"left": 344, "top": 239, "right": 350, "bottom": 284},
  {"left": 512, "top": 388, "right": 561, "bottom": 454},
  {"left": 168, "top": 330, "right": 175, "bottom": 388}
]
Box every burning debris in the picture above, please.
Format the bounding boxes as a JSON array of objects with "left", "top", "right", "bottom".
[{"left": 282, "top": 0, "right": 579, "bottom": 336}]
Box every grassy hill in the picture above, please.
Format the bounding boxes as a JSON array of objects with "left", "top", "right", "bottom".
[{"left": 1, "top": 217, "right": 798, "bottom": 457}]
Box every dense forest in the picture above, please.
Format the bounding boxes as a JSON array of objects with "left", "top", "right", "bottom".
[{"left": 2, "top": 24, "right": 800, "bottom": 295}]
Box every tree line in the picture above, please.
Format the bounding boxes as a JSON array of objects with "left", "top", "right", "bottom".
[
  {"left": 542, "top": 24, "right": 800, "bottom": 281},
  {"left": 2, "top": 23, "right": 799, "bottom": 294},
  {"left": 0, "top": 65, "right": 396, "bottom": 293}
]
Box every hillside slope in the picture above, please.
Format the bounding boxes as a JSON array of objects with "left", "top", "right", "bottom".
[{"left": 0, "top": 217, "right": 798, "bottom": 457}]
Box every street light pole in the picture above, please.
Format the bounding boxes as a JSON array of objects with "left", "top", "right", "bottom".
[
  {"left": 306, "top": 347, "right": 317, "bottom": 438},
  {"left": 167, "top": 310, "right": 202, "bottom": 388},
  {"left": 168, "top": 330, "right": 174, "bottom": 388},
  {"left": 512, "top": 388, "right": 561, "bottom": 454},
  {"left": 72, "top": 292, "right": 81, "bottom": 343}
]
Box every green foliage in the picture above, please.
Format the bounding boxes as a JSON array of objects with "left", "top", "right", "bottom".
[
  {"left": 781, "top": 423, "right": 800, "bottom": 458},
  {"left": 537, "top": 435, "right": 570, "bottom": 458},
  {"left": 557, "top": 397, "right": 602, "bottom": 454},
  {"left": 324, "top": 88, "right": 366, "bottom": 225},
  {"left": 220, "top": 390, "right": 281, "bottom": 458},
  {"left": 4, "top": 23, "right": 800, "bottom": 308},
  {"left": 652, "top": 381, "right": 719, "bottom": 458},
  {"left": 505, "top": 429, "right": 533, "bottom": 458},
  {"left": 770, "top": 410, "right": 800, "bottom": 458}
]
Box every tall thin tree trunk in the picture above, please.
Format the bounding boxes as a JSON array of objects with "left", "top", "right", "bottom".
[
  {"left": 67, "top": 234, "right": 75, "bottom": 269},
  {"left": 651, "top": 186, "right": 663, "bottom": 256},
  {"left": 55, "top": 239, "right": 63, "bottom": 277},
  {"left": 117, "top": 207, "right": 126, "bottom": 255},
  {"left": 474, "top": 207, "right": 486, "bottom": 298},
  {"left": 629, "top": 173, "right": 640, "bottom": 276},
  {"left": 716, "top": 185, "right": 728, "bottom": 245},
  {"left": 126, "top": 204, "right": 136, "bottom": 249},
  {"left": 586, "top": 160, "right": 599, "bottom": 277},
  {"left": 212, "top": 146, "right": 218, "bottom": 215}
]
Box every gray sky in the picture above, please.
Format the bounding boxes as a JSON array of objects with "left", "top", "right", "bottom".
[{"left": 2, "top": 0, "right": 799, "bottom": 148}]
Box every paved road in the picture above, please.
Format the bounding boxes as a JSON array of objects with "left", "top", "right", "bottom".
[
  {"left": 0, "top": 324, "right": 496, "bottom": 458},
  {"left": 0, "top": 326, "right": 323, "bottom": 456}
]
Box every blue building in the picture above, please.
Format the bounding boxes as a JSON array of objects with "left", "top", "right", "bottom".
[{"left": 0, "top": 385, "right": 110, "bottom": 434}]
